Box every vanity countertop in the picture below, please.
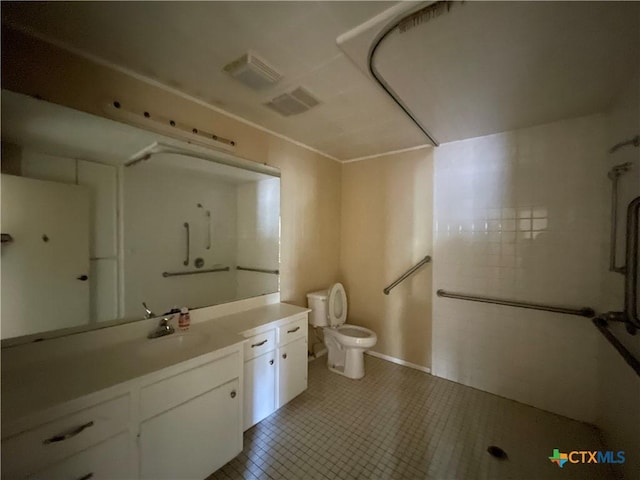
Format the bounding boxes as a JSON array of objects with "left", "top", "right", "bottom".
[{"left": 1, "top": 302, "right": 310, "bottom": 428}]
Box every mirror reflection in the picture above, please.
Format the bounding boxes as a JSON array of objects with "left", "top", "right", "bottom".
[{"left": 1, "top": 90, "right": 280, "bottom": 341}]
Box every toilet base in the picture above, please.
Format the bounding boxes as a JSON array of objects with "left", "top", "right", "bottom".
[{"left": 327, "top": 347, "right": 366, "bottom": 380}]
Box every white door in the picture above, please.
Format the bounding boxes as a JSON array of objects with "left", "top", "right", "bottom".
[
  {"left": 244, "top": 351, "right": 276, "bottom": 431},
  {"left": 277, "top": 337, "right": 308, "bottom": 408},
  {"left": 140, "top": 379, "right": 241, "bottom": 480},
  {"left": 1, "top": 174, "right": 90, "bottom": 338}
]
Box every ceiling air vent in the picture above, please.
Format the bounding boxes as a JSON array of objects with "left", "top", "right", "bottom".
[
  {"left": 223, "top": 51, "right": 282, "bottom": 90},
  {"left": 265, "top": 87, "right": 321, "bottom": 117}
]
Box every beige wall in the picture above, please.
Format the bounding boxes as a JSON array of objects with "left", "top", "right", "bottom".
[
  {"left": 340, "top": 149, "right": 434, "bottom": 368},
  {"left": 1, "top": 27, "right": 341, "bottom": 313}
]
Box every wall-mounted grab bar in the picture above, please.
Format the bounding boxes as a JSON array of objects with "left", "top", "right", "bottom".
[
  {"left": 183, "top": 222, "right": 190, "bottom": 266},
  {"left": 593, "top": 318, "right": 640, "bottom": 377},
  {"left": 383, "top": 255, "right": 432, "bottom": 295},
  {"left": 624, "top": 196, "right": 640, "bottom": 328},
  {"left": 436, "top": 289, "right": 595, "bottom": 318},
  {"left": 197, "top": 203, "right": 211, "bottom": 250},
  {"left": 608, "top": 163, "right": 633, "bottom": 274},
  {"left": 603, "top": 195, "right": 640, "bottom": 333},
  {"left": 236, "top": 266, "right": 279, "bottom": 275},
  {"left": 609, "top": 134, "right": 639, "bottom": 154},
  {"left": 163, "top": 266, "right": 229, "bottom": 278}
]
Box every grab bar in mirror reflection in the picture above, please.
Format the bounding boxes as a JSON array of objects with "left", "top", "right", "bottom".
[
  {"left": 236, "top": 266, "right": 280, "bottom": 275},
  {"left": 163, "top": 267, "right": 230, "bottom": 278}
]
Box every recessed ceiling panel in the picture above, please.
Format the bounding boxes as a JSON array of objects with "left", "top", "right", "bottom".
[{"left": 371, "top": 1, "right": 640, "bottom": 144}]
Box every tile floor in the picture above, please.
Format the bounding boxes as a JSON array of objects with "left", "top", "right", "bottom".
[{"left": 210, "top": 355, "right": 616, "bottom": 480}]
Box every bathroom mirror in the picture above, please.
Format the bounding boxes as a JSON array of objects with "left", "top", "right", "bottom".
[{"left": 0, "top": 90, "right": 281, "bottom": 343}]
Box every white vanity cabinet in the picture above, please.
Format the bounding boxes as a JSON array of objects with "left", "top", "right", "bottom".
[
  {"left": 1, "top": 344, "right": 243, "bottom": 480},
  {"left": 2, "top": 302, "right": 310, "bottom": 480},
  {"left": 243, "top": 314, "right": 308, "bottom": 431}
]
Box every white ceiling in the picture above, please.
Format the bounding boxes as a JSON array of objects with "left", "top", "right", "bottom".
[
  {"left": 1, "top": 1, "right": 428, "bottom": 161},
  {"left": 4, "top": 2, "right": 637, "bottom": 162},
  {"left": 342, "top": 1, "right": 640, "bottom": 145}
]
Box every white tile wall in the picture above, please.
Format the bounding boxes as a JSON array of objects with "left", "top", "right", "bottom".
[{"left": 432, "top": 115, "right": 608, "bottom": 423}]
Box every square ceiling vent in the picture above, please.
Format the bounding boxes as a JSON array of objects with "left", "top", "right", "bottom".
[
  {"left": 264, "top": 87, "right": 321, "bottom": 116},
  {"left": 223, "top": 51, "right": 282, "bottom": 90}
]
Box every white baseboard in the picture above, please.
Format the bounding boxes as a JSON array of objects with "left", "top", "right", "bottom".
[{"left": 365, "top": 350, "right": 431, "bottom": 374}]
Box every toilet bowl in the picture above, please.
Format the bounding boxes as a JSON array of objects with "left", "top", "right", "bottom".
[{"left": 307, "top": 283, "right": 377, "bottom": 379}]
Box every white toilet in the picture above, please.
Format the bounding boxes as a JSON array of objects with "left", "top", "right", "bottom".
[{"left": 306, "top": 283, "right": 377, "bottom": 379}]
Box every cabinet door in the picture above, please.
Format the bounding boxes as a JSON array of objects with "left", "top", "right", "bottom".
[
  {"left": 277, "top": 337, "right": 308, "bottom": 409},
  {"left": 27, "top": 431, "right": 132, "bottom": 480},
  {"left": 244, "top": 351, "right": 276, "bottom": 431},
  {"left": 140, "top": 378, "right": 241, "bottom": 480}
]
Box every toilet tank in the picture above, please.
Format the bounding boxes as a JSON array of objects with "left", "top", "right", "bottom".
[{"left": 306, "top": 289, "right": 328, "bottom": 327}]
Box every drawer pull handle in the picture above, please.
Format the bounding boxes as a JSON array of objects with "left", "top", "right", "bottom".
[
  {"left": 269, "top": 359, "right": 274, "bottom": 365},
  {"left": 287, "top": 326, "right": 301, "bottom": 334},
  {"left": 77, "top": 474, "right": 94, "bottom": 480},
  {"left": 230, "top": 390, "right": 237, "bottom": 399},
  {"left": 282, "top": 353, "right": 287, "bottom": 359},
  {"left": 251, "top": 339, "right": 268, "bottom": 348},
  {"left": 43, "top": 421, "right": 94, "bottom": 444}
]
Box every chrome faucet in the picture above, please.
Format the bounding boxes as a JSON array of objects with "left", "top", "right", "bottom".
[
  {"left": 142, "top": 302, "right": 156, "bottom": 319},
  {"left": 148, "top": 315, "right": 175, "bottom": 339}
]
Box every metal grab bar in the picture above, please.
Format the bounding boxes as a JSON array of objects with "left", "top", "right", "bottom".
[
  {"left": 383, "top": 255, "right": 431, "bottom": 295},
  {"left": 593, "top": 318, "right": 640, "bottom": 377},
  {"left": 237, "top": 266, "right": 279, "bottom": 275},
  {"left": 183, "top": 222, "right": 190, "bottom": 266},
  {"left": 436, "top": 289, "right": 595, "bottom": 318},
  {"left": 608, "top": 163, "right": 633, "bottom": 274},
  {"left": 624, "top": 197, "right": 640, "bottom": 327},
  {"left": 600, "top": 195, "right": 640, "bottom": 334},
  {"left": 609, "top": 134, "right": 639, "bottom": 154},
  {"left": 163, "top": 266, "right": 229, "bottom": 278}
]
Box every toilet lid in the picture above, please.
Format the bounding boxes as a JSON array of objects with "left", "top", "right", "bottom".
[{"left": 327, "top": 283, "right": 347, "bottom": 327}]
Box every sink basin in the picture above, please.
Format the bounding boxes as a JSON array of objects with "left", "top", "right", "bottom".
[{"left": 137, "top": 332, "right": 210, "bottom": 358}]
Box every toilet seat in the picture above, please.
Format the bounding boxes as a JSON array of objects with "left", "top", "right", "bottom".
[
  {"left": 327, "top": 283, "right": 347, "bottom": 327},
  {"left": 324, "top": 324, "right": 377, "bottom": 349}
]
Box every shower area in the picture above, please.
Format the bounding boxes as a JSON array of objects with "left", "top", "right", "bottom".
[{"left": 341, "top": 2, "right": 639, "bottom": 478}]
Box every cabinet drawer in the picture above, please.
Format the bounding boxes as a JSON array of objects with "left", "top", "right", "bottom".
[
  {"left": 277, "top": 316, "right": 307, "bottom": 347},
  {"left": 243, "top": 329, "right": 275, "bottom": 361},
  {"left": 140, "top": 352, "right": 240, "bottom": 420},
  {"left": 2, "top": 394, "right": 130, "bottom": 479},
  {"left": 27, "top": 431, "right": 132, "bottom": 480}
]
